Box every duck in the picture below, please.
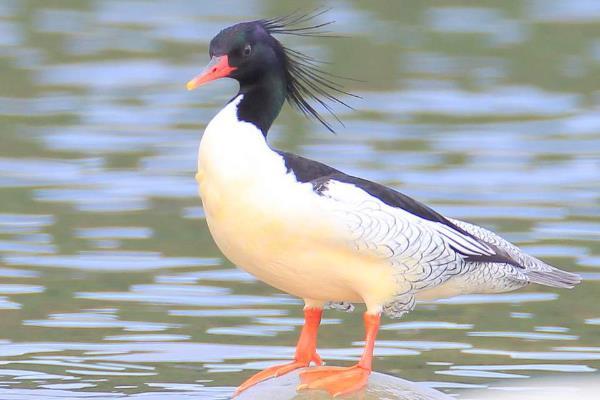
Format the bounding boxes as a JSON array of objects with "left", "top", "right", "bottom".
[{"left": 186, "top": 12, "right": 581, "bottom": 398}]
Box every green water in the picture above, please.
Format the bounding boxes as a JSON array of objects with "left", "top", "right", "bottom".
[{"left": 0, "top": 1, "right": 599, "bottom": 398}]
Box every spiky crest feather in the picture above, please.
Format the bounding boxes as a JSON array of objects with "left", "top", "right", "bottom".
[{"left": 259, "top": 10, "right": 358, "bottom": 132}]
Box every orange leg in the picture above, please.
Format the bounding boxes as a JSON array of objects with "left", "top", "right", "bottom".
[
  {"left": 233, "top": 307, "right": 322, "bottom": 397},
  {"left": 298, "top": 312, "right": 380, "bottom": 397}
]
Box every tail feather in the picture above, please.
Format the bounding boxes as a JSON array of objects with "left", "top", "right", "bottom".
[
  {"left": 448, "top": 217, "right": 582, "bottom": 290},
  {"left": 526, "top": 267, "right": 582, "bottom": 289}
]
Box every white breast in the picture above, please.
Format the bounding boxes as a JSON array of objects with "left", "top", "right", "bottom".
[{"left": 195, "top": 96, "right": 397, "bottom": 308}]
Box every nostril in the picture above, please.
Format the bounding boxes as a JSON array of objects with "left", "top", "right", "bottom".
[{"left": 212, "top": 67, "right": 217, "bottom": 73}]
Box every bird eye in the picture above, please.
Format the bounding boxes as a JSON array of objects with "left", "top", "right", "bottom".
[{"left": 242, "top": 44, "right": 252, "bottom": 57}]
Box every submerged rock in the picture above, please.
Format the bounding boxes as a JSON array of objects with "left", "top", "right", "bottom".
[{"left": 237, "top": 370, "right": 452, "bottom": 400}]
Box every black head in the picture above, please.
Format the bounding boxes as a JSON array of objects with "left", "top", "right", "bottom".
[
  {"left": 207, "top": 22, "right": 285, "bottom": 87},
  {"left": 187, "top": 11, "right": 355, "bottom": 134}
]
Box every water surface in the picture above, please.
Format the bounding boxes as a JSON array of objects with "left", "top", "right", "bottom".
[{"left": 0, "top": 0, "right": 599, "bottom": 398}]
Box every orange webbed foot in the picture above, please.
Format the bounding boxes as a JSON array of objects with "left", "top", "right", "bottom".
[
  {"left": 297, "top": 364, "right": 371, "bottom": 397},
  {"left": 233, "top": 354, "right": 321, "bottom": 397},
  {"left": 233, "top": 307, "right": 324, "bottom": 397}
]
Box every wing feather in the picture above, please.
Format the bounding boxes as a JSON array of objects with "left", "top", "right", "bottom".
[
  {"left": 317, "top": 180, "right": 503, "bottom": 278},
  {"left": 276, "top": 150, "right": 580, "bottom": 291}
]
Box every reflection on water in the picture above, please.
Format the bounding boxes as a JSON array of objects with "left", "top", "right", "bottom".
[{"left": 0, "top": 0, "right": 598, "bottom": 399}]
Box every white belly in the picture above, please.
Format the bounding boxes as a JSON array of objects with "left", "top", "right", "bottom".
[{"left": 197, "top": 170, "right": 396, "bottom": 305}]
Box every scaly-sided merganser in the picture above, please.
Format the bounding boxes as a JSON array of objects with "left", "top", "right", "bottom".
[{"left": 186, "top": 13, "right": 581, "bottom": 398}]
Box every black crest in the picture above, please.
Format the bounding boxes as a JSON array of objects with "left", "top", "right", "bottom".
[{"left": 259, "top": 10, "right": 358, "bottom": 132}]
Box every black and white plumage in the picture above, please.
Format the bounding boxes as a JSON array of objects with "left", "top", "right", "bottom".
[
  {"left": 187, "top": 13, "right": 581, "bottom": 396},
  {"left": 195, "top": 94, "right": 579, "bottom": 319},
  {"left": 279, "top": 151, "right": 578, "bottom": 298},
  {"left": 278, "top": 151, "right": 578, "bottom": 316}
]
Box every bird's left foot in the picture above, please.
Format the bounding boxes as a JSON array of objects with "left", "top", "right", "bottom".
[
  {"left": 233, "top": 359, "right": 318, "bottom": 397},
  {"left": 297, "top": 364, "right": 370, "bottom": 397}
]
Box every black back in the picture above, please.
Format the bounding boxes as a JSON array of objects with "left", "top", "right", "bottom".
[{"left": 277, "top": 150, "right": 456, "bottom": 226}]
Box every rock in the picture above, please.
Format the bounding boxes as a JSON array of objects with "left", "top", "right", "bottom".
[{"left": 236, "top": 369, "right": 452, "bottom": 400}]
